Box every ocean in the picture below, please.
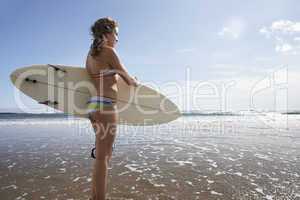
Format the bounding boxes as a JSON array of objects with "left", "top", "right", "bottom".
[{"left": 0, "top": 112, "right": 299, "bottom": 199}]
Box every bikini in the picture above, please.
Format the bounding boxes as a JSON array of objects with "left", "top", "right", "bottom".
[
  {"left": 87, "top": 96, "right": 116, "bottom": 114},
  {"left": 87, "top": 69, "right": 117, "bottom": 114},
  {"left": 87, "top": 69, "right": 117, "bottom": 159}
]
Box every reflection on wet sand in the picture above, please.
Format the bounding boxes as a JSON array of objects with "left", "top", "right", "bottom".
[{"left": 0, "top": 114, "right": 299, "bottom": 199}]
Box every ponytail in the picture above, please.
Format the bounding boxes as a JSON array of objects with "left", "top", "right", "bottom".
[{"left": 90, "top": 37, "right": 105, "bottom": 57}]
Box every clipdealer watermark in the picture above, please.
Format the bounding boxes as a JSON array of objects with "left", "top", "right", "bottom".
[{"left": 12, "top": 65, "right": 290, "bottom": 137}]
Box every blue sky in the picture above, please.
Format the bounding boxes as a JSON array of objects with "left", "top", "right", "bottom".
[{"left": 1, "top": 0, "right": 300, "bottom": 112}]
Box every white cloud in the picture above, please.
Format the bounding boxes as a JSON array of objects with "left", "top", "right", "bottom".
[
  {"left": 260, "top": 20, "right": 300, "bottom": 54},
  {"left": 275, "top": 43, "right": 293, "bottom": 53},
  {"left": 218, "top": 18, "right": 246, "bottom": 40},
  {"left": 259, "top": 27, "right": 272, "bottom": 38},
  {"left": 270, "top": 20, "right": 300, "bottom": 33}
]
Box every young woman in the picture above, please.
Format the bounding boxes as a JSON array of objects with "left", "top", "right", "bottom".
[{"left": 86, "top": 17, "right": 138, "bottom": 200}]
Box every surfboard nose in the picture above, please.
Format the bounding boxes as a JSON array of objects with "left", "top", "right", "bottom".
[
  {"left": 10, "top": 69, "right": 19, "bottom": 84},
  {"left": 10, "top": 66, "right": 36, "bottom": 85}
]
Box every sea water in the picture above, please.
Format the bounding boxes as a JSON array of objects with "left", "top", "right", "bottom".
[{"left": 0, "top": 112, "right": 299, "bottom": 199}]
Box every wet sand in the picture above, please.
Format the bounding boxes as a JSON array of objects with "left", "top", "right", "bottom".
[{"left": 0, "top": 114, "right": 299, "bottom": 199}]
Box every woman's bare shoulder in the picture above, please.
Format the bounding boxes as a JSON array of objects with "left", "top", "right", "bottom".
[{"left": 86, "top": 48, "right": 110, "bottom": 62}]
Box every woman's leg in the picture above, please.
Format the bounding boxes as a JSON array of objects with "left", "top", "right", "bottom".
[{"left": 89, "top": 108, "right": 117, "bottom": 200}]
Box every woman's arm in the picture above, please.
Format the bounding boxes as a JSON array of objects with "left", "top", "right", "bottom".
[{"left": 107, "top": 47, "right": 138, "bottom": 86}]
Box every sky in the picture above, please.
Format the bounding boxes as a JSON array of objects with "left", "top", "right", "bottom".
[{"left": 1, "top": 0, "right": 300, "bottom": 113}]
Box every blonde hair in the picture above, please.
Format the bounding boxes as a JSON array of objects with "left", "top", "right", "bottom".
[{"left": 89, "top": 17, "right": 118, "bottom": 57}]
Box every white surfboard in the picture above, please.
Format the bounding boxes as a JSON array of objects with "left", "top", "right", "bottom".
[{"left": 10, "top": 64, "right": 181, "bottom": 125}]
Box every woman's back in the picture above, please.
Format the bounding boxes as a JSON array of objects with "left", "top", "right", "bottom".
[{"left": 86, "top": 47, "right": 118, "bottom": 99}]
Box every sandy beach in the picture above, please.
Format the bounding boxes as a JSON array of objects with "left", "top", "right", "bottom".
[{"left": 0, "top": 113, "right": 299, "bottom": 199}]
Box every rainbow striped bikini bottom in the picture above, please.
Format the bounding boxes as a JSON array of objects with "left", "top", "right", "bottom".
[{"left": 87, "top": 96, "right": 116, "bottom": 114}]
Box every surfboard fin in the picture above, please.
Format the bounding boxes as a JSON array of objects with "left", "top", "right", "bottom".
[
  {"left": 38, "top": 100, "right": 58, "bottom": 105},
  {"left": 48, "top": 64, "right": 67, "bottom": 73}
]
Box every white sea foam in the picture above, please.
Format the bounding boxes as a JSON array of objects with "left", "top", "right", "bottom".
[
  {"left": 1, "top": 184, "right": 18, "bottom": 190},
  {"left": 186, "top": 181, "right": 194, "bottom": 186},
  {"left": 165, "top": 157, "right": 196, "bottom": 166},
  {"left": 124, "top": 164, "right": 143, "bottom": 173},
  {"left": 207, "top": 180, "right": 214, "bottom": 184},
  {"left": 254, "top": 153, "right": 274, "bottom": 161},
  {"left": 211, "top": 191, "right": 223, "bottom": 196},
  {"left": 266, "top": 195, "right": 273, "bottom": 200},
  {"left": 0, "top": 118, "right": 84, "bottom": 126},
  {"left": 255, "top": 187, "right": 264, "bottom": 195},
  {"left": 234, "top": 172, "right": 242, "bottom": 176}
]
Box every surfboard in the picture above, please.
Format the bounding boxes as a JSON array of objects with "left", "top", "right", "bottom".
[{"left": 10, "top": 64, "right": 181, "bottom": 125}]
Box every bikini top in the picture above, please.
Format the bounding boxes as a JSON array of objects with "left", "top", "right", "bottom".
[{"left": 89, "top": 68, "right": 117, "bottom": 78}]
